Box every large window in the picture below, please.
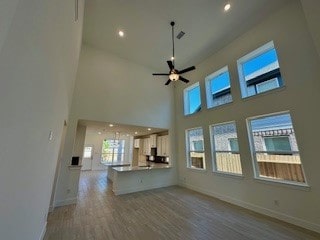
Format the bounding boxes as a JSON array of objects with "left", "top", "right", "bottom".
[
  {"left": 205, "top": 66, "right": 232, "bottom": 108},
  {"left": 237, "top": 41, "right": 283, "bottom": 98},
  {"left": 247, "top": 112, "right": 307, "bottom": 184},
  {"left": 184, "top": 82, "right": 201, "bottom": 115},
  {"left": 101, "top": 139, "right": 125, "bottom": 165},
  {"left": 210, "top": 122, "right": 242, "bottom": 175},
  {"left": 186, "top": 127, "right": 205, "bottom": 169}
]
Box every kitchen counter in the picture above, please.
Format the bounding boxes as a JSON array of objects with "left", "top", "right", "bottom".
[
  {"left": 113, "top": 163, "right": 170, "bottom": 172},
  {"left": 111, "top": 163, "right": 174, "bottom": 195}
]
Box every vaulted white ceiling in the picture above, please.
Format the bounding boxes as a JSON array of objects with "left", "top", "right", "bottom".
[{"left": 83, "top": 0, "right": 290, "bottom": 72}]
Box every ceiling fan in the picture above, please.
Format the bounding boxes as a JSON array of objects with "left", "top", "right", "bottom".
[{"left": 152, "top": 21, "right": 196, "bottom": 85}]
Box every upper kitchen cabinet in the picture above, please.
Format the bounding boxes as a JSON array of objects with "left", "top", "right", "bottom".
[
  {"left": 142, "top": 138, "right": 151, "bottom": 156},
  {"left": 150, "top": 134, "right": 157, "bottom": 148},
  {"left": 134, "top": 139, "right": 140, "bottom": 148},
  {"left": 157, "top": 135, "right": 169, "bottom": 156}
]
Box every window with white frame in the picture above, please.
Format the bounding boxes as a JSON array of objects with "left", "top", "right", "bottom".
[
  {"left": 237, "top": 41, "right": 283, "bottom": 98},
  {"left": 184, "top": 82, "right": 201, "bottom": 115},
  {"left": 186, "top": 127, "right": 205, "bottom": 169},
  {"left": 247, "top": 112, "right": 307, "bottom": 184},
  {"left": 83, "top": 146, "right": 93, "bottom": 158},
  {"left": 101, "top": 139, "right": 125, "bottom": 165},
  {"left": 205, "top": 66, "right": 232, "bottom": 108},
  {"left": 210, "top": 122, "right": 242, "bottom": 175}
]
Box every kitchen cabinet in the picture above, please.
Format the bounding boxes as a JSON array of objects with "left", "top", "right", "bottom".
[
  {"left": 134, "top": 139, "right": 140, "bottom": 148},
  {"left": 150, "top": 134, "right": 157, "bottom": 148},
  {"left": 157, "top": 135, "right": 169, "bottom": 156},
  {"left": 142, "top": 138, "right": 151, "bottom": 155}
]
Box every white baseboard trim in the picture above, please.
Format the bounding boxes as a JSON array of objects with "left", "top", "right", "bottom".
[
  {"left": 113, "top": 183, "right": 174, "bottom": 195},
  {"left": 181, "top": 182, "right": 320, "bottom": 234},
  {"left": 54, "top": 197, "right": 78, "bottom": 207},
  {"left": 39, "top": 221, "right": 47, "bottom": 240}
]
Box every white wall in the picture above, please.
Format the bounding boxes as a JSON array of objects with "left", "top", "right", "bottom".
[
  {"left": 175, "top": 1, "right": 320, "bottom": 233},
  {"left": 0, "top": 0, "right": 84, "bottom": 239},
  {"left": 54, "top": 44, "right": 178, "bottom": 207}
]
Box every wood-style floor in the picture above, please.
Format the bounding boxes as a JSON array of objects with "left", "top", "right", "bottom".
[{"left": 44, "top": 171, "right": 320, "bottom": 240}]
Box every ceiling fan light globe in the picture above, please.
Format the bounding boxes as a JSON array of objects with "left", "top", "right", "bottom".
[{"left": 169, "top": 73, "right": 179, "bottom": 81}]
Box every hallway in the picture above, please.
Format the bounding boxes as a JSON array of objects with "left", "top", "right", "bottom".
[{"left": 44, "top": 171, "right": 320, "bottom": 240}]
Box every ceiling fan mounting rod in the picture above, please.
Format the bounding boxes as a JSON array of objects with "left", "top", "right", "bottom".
[{"left": 171, "top": 21, "right": 175, "bottom": 67}]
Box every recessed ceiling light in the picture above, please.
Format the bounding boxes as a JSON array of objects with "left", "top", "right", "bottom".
[
  {"left": 134, "top": 132, "right": 138, "bottom": 135},
  {"left": 126, "top": 134, "right": 130, "bottom": 137},
  {"left": 98, "top": 132, "right": 102, "bottom": 135},
  {"left": 171, "top": 57, "right": 174, "bottom": 60},
  {"left": 118, "top": 30, "right": 124, "bottom": 37},
  {"left": 109, "top": 124, "right": 114, "bottom": 127},
  {"left": 147, "top": 128, "right": 151, "bottom": 131},
  {"left": 224, "top": 3, "right": 231, "bottom": 12}
]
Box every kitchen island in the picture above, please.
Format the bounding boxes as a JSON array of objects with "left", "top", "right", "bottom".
[{"left": 110, "top": 163, "right": 175, "bottom": 195}]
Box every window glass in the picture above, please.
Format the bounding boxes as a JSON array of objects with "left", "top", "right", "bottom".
[
  {"left": 237, "top": 41, "right": 283, "bottom": 98},
  {"left": 186, "top": 128, "right": 205, "bottom": 169},
  {"left": 210, "top": 122, "right": 242, "bottom": 175},
  {"left": 248, "top": 112, "right": 307, "bottom": 184},
  {"left": 205, "top": 67, "right": 232, "bottom": 108},
  {"left": 101, "top": 139, "right": 125, "bottom": 165},
  {"left": 229, "top": 138, "right": 239, "bottom": 152},
  {"left": 184, "top": 83, "right": 201, "bottom": 115},
  {"left": 264, "top": 136, "right": 291, "bottom": 152},
  {"left": 83, "top": 146, "right": 93, "bottom": 158}
]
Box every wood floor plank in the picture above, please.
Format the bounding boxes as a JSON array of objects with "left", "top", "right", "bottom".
[{"left": 44, "top": 171, "right": 320, "bottom": 240}]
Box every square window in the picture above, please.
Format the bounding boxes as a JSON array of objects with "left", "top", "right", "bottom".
[
  {"left": 205, "top": 66, "right": 233, "bottom": 108},
  {"left": 186, "top": 127, "right": 205, "bottom": 169},
  {"left": 237, "top": 41, "right": 284, "bottom": 98},
  {"left": 210, "top": 122, "right": 242, "bottom": 175},
  {"left": 264, "top": 136, "right": 291, "bottom": 153},
  {"left": 184, "top": 82, "right": 201, "bottom": 115},
  {"left": 247, "top": 112, "right": 307, "bottom": 184}
]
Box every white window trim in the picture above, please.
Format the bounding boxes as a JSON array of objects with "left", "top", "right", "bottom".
[
  {"left": 205, "top": 66, "right": 230, "bottom": 109},
  {"left": 185, "top": 127, "right": 206, "bottom": 170},
  {"left": 246, "top": 111, "right": 309, "bottom": 186},
  {"left": 209, "top": 121, "right": 243, "bottom": 176},
  {"left": 237, "top": 41, "right": 277, "bottom": 98},
  {"left": 183, "top": 82, "right": 200, "bottom": 116}
]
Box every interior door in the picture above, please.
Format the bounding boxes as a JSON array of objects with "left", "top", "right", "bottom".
[{"left": 82, "top": 145, "right": 93, "bottom": 171}]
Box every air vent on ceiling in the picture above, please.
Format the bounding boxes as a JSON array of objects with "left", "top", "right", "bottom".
[{"left": 176, "top": 31, "right": 185, "bottom": 39}]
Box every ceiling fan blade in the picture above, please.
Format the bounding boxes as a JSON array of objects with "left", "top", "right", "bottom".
[
  {"left": 167, "top": 60, "right": 174, "bottom": 70},
  {"left": 165, "top": 79, "right": 171, "bottom": 85},
  {"left": 178, "top": 66, "right": 195, "bottom": 74},
  {"left": 179, "top": 76, "right": 189, "bottom": 83},
  {"left": 152, "top": 73, "right": 169, "bottom": 76}
]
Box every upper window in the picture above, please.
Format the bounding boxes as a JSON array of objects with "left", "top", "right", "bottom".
[
  {"left": 210, "top": 122, "right": 242, "bottom": 175},
  {"left": 184, "top": 82, "right": 201, "bottom": 115},
  {"left": 186, "top": 127, "right": 205, "bottom": 169},
  {"left": 101, "top": 139, "right": 125, "bottom": 165},
  {"left": 205, "top": 66, "right": 232, "bottom": 108},
  {"left": 237, "top": 41, "right": 283, "bottom": 98},
  {"left": 247, "top": 112, "right": 307, "bottom": 185}
]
